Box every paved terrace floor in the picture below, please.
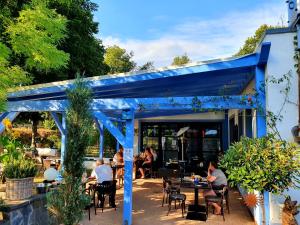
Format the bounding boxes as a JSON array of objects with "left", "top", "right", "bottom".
[{"left": 81, "top": 179, "right": 255, "bottom": 225}]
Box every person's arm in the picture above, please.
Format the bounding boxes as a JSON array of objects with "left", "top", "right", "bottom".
[
  {"left": 89, "top": 169, "right": 96, "bottom": 180},
  {"left": 207, "top": 175, "right": 216, "bottom": 183},
  {"left": 143, "top": 156, "right": 152, "bottom": 165}
]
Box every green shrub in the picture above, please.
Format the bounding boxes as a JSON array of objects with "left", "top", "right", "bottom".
[
  {"left": 47, "top": 78, "right": 93, "bottom": 225},
  {"left": 219, "top": 135, "right": 300, "bottom": 194},
  {"left": 3, "top": 158, "right": 37, "bottom": 179}
]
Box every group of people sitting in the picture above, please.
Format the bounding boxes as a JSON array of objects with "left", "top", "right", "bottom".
[
  {"left": 112, "top": 145, "right": 157, "bottom": 179},
  {"left": 88, "top": 146, "right": 158, "bottom": 208},
  {"left": 135, "top": 147, "right": 157, "bottom": 179}
]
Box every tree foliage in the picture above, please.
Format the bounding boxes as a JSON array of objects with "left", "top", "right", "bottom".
[
  {"left": 0, "top": 0, "right": 69, "bottom": 111},
  {"left": 171, "top": 54, "right": 191, "bottom": 66},
  {"left": 104, "top": 45, "right": 136, "bottom": 74},
  {"left": 6, "top": 1, "right": 69, "bottom": 70},
  {"left": 235, "top": 24, "right": 277, "bottom": 56},
  {"left": 219, "top": 136, "right": 300, "bottom": 194},
  {"left": 137, "top": 61, "right": 155, "bottom": 71},
  {"left": 0, "top": 43, "right": 29, "bottom": 111},
  {"left": 46, "top": 0, "right": 109, "bottom": 81},
  {"left": 47, "top": 78, "right": 93, "bottom": 225}
]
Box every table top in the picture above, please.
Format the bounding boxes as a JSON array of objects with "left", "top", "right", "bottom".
[{"left": 194, "top": 182, "right": 211, "bottom": 190}]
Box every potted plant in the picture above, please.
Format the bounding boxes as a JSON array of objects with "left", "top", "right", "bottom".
[
  {"left": 219, "top": 135, "right": 300, "bottom": 224},
  {"left": 3, "top": 157, "right": 37, "bottom": 200}
]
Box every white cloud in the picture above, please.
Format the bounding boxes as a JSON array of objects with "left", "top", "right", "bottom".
[{"left": 101, "top": 2, "right": 286, "bottom": 67}]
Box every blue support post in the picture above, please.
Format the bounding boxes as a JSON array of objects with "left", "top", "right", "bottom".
[
  {"left": 116, "top": 122, "right": 122, "bottom": 151},
  {"left": 95, "top": 119, "right": 104, "bottom": 159},
  {"left": 256, "top": 66, "right": 267, "bottom": 138},
  {"left": 93, "top": 111, "right": 125, "bottom": 146},
  {"left": 222, "top": 110, "right": 229, "bottom": 151},
  {"left": 255, "top": 66, "right": 268, "bottom": 225},
  {"left": 122, "top": 109, "right": 134, "bottom": 225},
  {"left": 61, "top": 113, "right": 67, "bottom": 167},
  {"left": 99, "top": 124, "right": 104, "bottom": 159},
  {"left": 50, "top": 112, "right": 66, "bottom": 167}
]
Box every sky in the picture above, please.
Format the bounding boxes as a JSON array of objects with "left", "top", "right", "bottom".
[{"left": 93, "top": 0, "right": 286, "bottom": 67}]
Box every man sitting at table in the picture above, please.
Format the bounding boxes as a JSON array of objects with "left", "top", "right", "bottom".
[
  {"left": 91, "top": 159, "right": 116, "bottom": 208},
  {"left": 205, "top": 161, "right": 228, "bottom": 215}
]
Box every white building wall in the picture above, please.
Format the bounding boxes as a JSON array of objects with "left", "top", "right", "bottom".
[{"left": 259, "top": 31, "right": 299, "bottom": 224}]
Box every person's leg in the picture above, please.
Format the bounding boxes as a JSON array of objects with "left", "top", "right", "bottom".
[
  {"left": 139, "top": 168, "right": 145, "bottom": 178},
  {"left": 97, "top": 187, "right": 105, "bottom": 208},
  {"left": 109, "top": 181, "right": 117, "bottom": 207},
  {"left": 204, "top": 190, "right": 221, "bottom": 214}
]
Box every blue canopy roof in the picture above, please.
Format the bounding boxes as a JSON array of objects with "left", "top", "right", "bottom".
[{"left": 6, "top": 42, "right": 271, "bottom": 119}]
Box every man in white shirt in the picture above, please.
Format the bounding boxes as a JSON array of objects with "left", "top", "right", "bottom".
[
  {"left": 91, "top": 159, "right": 116, "bottom": 208},
  {"left": 91, "top": 159, "right": 113, "bottom": 183}
]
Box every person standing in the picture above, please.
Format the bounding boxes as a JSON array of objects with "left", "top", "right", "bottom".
[{"left": 113, "top": 146, "right": 124, "bottom": 178}]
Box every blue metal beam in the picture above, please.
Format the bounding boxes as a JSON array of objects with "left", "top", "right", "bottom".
[
  {"left": 50, "top": 112, "right": 66, "bottom": 135},
  {"left": 6, "top": 95, "right": 258, "bottom": 112},
  {"left": 0, "top": 112, "right": 20, "bottom": 134},
  {"left": 116, "top": 122, "right": 122, "bottom": 151},
  {"left": 50, "top": 112, "right": 66, "bottom": 166},
  {"left": 61, "top": 114, "right": 66, "bottom": 166},
  {"left": 222, "top": 110, "right": 229, "bottom": 151},
  {"left": 93, "top": 111, "right": 125, "bottom": 146},
  {"left": 123, "top": 109, "right": 134, "bottom": 225},
  {"left": 258, "top": 42, "right": 271, "bottom": 66}
]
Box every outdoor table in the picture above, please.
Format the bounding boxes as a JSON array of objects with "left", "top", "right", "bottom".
[
  {"left": 193, "top": 182, "right": 211, "bottom": 207},
  {"left": 186, "top": 180, "right": 211, "bottom": 221}
]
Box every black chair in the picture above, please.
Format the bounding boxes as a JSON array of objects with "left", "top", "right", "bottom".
[
  {"left": 161, "top": 177, "right": 180, "bottom": 207},
  {"left": 84, "top": 184, "right": 97, "bottom": 220},
  {"left": 95, "top": 180, "right": 117, "bottom": 212},
  {"left": 205, "top": 186, "right": 229, "bottom": 221},
  {"left": 167, "top": 193, "right": 186, "bottom": 218}
]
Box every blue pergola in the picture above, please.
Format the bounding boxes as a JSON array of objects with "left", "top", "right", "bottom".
[{"left": 1, "top": 42, "right": 271, "bottom": 225}]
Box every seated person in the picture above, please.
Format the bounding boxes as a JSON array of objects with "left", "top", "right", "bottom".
[
  {"left": 113, "top": 146, "right": 124, "bottom": 177},
  {"left": 91, "top": 159, "right": 116, "bottom": 208},
  {"left": 204, "top": 161, "right": 228, "bottom": 215},
  {"left": 138, "top": 147, "right": 153, "bottom": 179}
]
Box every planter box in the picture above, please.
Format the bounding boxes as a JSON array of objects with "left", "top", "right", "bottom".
[{"left": 6, "top": 177, "right": 34, "bottom": 201}]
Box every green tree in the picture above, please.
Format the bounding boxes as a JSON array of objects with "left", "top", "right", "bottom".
[
  {"left": 137, "top": 61, "right": 155, "bottom": 71},
  {"left": 0, "top": 0, "right": 69, "bottom": 111},
  {"left": 235, "top": 24, "right": 277, "bottom": 56},
  {"left": 44, "top": 0, "right": 109, "bottom": 82},
  {"left": 171, "top": 54, "right": 191, "bottom": 66},
  {"left": 104, "top": 45, "right": 136, "bottom": 74}
]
